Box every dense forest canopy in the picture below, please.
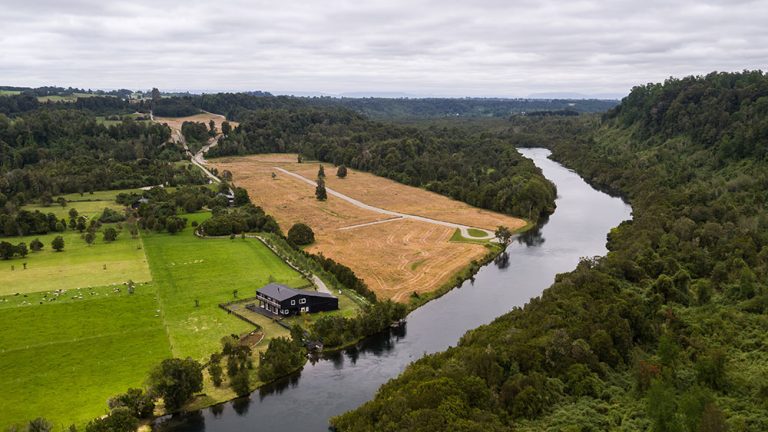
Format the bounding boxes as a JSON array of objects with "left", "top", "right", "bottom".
[
  {"left": 305, "top": 96, "right": 618, "bottom": 119},
  {"left": 332, "top": 71, "right": 768, "bottom": 431}
]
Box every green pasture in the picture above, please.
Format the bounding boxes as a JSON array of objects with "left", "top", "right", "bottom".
[
  {"left": 0, "top": 283, "right": 170, "bottom": 429},
  {"left": 0, "top": 229, "right": 150, "bottom": 295},
  {"left": 142, "top": 229, "right": 306, "bottom": 360}
]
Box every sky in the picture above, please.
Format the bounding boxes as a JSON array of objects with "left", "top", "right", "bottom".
[{"left": 0, "top": 0, "right": 766, "bottom": 98}]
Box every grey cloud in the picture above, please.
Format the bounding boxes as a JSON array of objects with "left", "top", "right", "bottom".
[{"left": 0, "top": 0, "right": 766, "bottom": 96}]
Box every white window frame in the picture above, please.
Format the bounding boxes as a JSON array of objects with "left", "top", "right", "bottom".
[
  {"left": 291, "top": 299, "right": 296, "bottom": 305},
  {"left": 299, "top": 298, "right": 306, "bottom": 304}
]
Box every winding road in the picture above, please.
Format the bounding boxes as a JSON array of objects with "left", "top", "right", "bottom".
[{"left": 272, "top": 167, "right": 496, "bottom": 240}]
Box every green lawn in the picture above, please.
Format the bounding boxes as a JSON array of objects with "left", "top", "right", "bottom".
[
  {"left": 58, "top": 188, "right": 142, "bottom": 203},
  {"left": 0, "top": 90, "right": 21, "bottom": 96},
  {"left": 466, "top": 228, "right": 489, "bottom": 238},
  {"left": 0, "top": 229, "right": 151, "bottom": 295},
  {"left": 0, "top": 283, "right": 170, "bottom": 429},
  {"left": 449, "top": 228, "right": 493, "bottom": 245},
  {"left": 142, "top": 230, "right": 306, "bottom": 360}
]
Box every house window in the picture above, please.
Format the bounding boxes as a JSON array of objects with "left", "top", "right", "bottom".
[
  {"left": 282, "top": 309, "right": 289, "bottom": 315},
  {"left": 291, "top": 300, "right": 296, "bottom": 305},
  {"left": 299, "top": 298, "right": 306, "bottom": 304}
]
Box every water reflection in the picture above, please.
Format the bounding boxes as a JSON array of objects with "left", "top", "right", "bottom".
[{"left": 154, "top": 148, "right": 632, "bottom": 432}]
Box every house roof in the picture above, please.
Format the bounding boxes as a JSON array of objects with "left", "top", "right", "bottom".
[{"left": 257, "top": 283, "right": 336, "bottom": 302}]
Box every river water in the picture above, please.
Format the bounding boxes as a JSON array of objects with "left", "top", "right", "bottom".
[{"left": 155, "top": 148, "right": 632, "bottom": 432}]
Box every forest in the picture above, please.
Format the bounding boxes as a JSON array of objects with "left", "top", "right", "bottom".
[
  {"left": 332, "top": 71, "right": 768, "bottom": 431},
  {"left": 209, "top": 106, "right": 557, "bottom": 221}
]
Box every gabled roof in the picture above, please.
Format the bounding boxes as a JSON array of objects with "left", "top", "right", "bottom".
[{"left": 257, "top": 283, "right": 336, "bottom": 302}]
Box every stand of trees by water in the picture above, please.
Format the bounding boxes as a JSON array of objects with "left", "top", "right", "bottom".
[
  {"left": 332, "top": 71, "right": 768, "bottom": 431},
  {"left": 208, "top": 106, "right": 557, "bottom": 221}
]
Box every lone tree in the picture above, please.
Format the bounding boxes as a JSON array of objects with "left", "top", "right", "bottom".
[
  {"left": 68, "top": 208, "right": 79, "bottom": 219},
  {"left": 495, "top": 226, "right": 514, "bottom": 247},
  {"left": 103, "top": 227, "right": 118, "bottom": 242},
  {"left": 318, "top": 164, "right": 325, "bottom": 178},
  {"left": 297, "top": 154, "right": 303, "bottom": 163},
  {"left": 315, "top": 177, "right": 328, "bottom": 201},
  {"left": 30, "top": 238, "right": 44, "bottom": 252},
  {"left": 288, "top": 223, "right": 315, "bottom": 245},
  {"left": 337, "top": 165, "right": 348, "bottom": 178},
  {"left": 148, "top": 358, "right": 203, "bottom": 411},
  {"left": 208, "top": 119, "right": 217, "bottom": 137},
  {"left": 150, "top": 87, "right": 161, "bottom": 110},
  {"left": 85, "top": 231, "right": 95, "bottom": 246},
  {"left": 51, "top": 236, "right": 65, "bottom": 252}
]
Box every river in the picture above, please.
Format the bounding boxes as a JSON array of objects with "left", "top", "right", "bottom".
[{"left": 154, "top": 148, "right": 632, "bottom": 432}]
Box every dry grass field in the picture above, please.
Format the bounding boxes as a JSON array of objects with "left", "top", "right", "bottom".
[
  {"left": 154, "top": 112, "right": 239, "bottom": 132},
  {"left": 213, "top": 154, "right": 526, "bottom": 302}
]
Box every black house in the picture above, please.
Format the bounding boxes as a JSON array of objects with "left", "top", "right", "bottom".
[{"left": 254, "top": 283, "right": 338, "bottom": 316}]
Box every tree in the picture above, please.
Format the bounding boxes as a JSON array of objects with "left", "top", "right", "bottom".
[
  {"left": 230, "top": 369, "right": 251, "bottom": 396},
  {"left": 84, "top": 232, "right": 95, "bottom": 246},
  {"left": 150, "top": 87, "right": 161, "bottom": 110},
  {"left": 337, "top": 165, "right": 348, "bottom": 178},
  {"left": 56, "top": 197, "right": 67, "bottom": 207},
  {"left": 17, "top": 242, "right": 28, "bottom": 257},
  {"left": 233, "top": 187, "right": 250, "bottom": 206},
  {"left": 68, "top": 208, "right": 79, "bottom": 220},
  {"left": 148, "top": 358, "right": 203, "bottom": 411},
  {"left": 76, "top": 216, "right": 86, "bottom": 233},
  {"left": 297, "top": 154, "right": 303, "bottom": 163},
  {"left": 40, "top": 192, "right": 53, "bottom": 207},
  {"left": 221, "top": 121, "right": 232, "bottom": 136},
  {"left": 108, "top": 388, "right": 155, "bottom": 418},
  {"left": 315, "top": 177, "right": 327, "bottom": 201},
  {"left": 26, "top": 418, "right": 53, "bottom": 432},
  {"left": 51, "top": 236, "right": 65, "bottom": 252},
  {"left": 208, "top": 119, "right": 217, "bottom": 137},
  {"left": 288, "top": 223, "right": 315, "bottom": 245},
  {"left": 318, "top": 164, "right": 326, "bottom": 178},
  {"left": 84, "top": 407, "right": 138, "bottom": 432},
  {"left": 103, "top": 227, "right": 118, "bottom": 242},
  {"left": 495, "top": 226, "right": 513, "bottom": 246},
  {"left": 208, "top": 355, "right": 223, "bottom": 387},
  {"left": 30, "top": 238, "right": 44, "bottom": 252}
]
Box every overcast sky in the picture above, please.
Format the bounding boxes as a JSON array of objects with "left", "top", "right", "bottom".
[{"left": 0, "top": 0, "right": 766, "bottom": 97}]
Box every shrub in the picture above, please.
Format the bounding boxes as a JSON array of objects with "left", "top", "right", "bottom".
[{"left": 288, "top": 223, "right": 315, "bottom": 245}]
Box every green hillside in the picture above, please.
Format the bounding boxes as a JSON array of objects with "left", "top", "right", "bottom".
[{"left": 332, "top": 71, "right": 768, "bottom": 431}]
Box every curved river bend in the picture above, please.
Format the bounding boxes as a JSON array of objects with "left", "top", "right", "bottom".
[{"left": 155, "top": 148, "right": 632, "bottom": 432}]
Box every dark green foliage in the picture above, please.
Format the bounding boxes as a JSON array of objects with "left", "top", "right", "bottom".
[
  {"left": 153, "top": 98, "right": 199, "bottom": 117},
  {"left": 336, "top": 164, "right": 347, "bottom": 178},
  {"left": 51, "top": 236, "right": 64, "bottom": 252},
  {"left": 0, "top": 108, "right": 205, "bottom": 213},
  {"left": 29, "top": 238, "right": 43, "bottom": 252},
  {"left": 0, "top": 210, "right": 61, "bottom": 238},
  {"left": 25, "top": 417, "right": 53, "bottom": 432},
  {"left": 108, "top": 388, "right": 155, "bottom": 419},
  {"left": 0, "top": 241, "right": 28, "bottom": 259},
  {"left": 208, "top": 354, "right": 223, "bottom": 387},
  {"left": 257, "top": 337, "right": 305, "bottom": 382},
  {"left": 98, "top": 208, "right": 125, "bottom": 223},
  {"left": 233, "top": 187, "right": 250, "bottom": 206},
  {"left": 309, "top": 300, "right": 407, "bottom": 348},
  {"left": 181, "top": 121, "right": 209, "bottom": 145},
  {"left": 84, "top": 407, "right": 138, "bottom": 432},
  {"left": 198, "top": 204, "right": 280, "bottom": 236},
  {"left": 334, "top": 71, "right": 768, "bottom": 430},
  {"left": 287, "top": 223, "right": 314, "bottom": 245},
  {"left": 315, "top": 177, "right": 327, "bottom": 201},
  {"left": 84, "top": 231, "right": 95, "bottom": 245},
  {"left": 147, "top": 358, "right": 203, "bottom": 411},
  {"left": 230, "top": 369, "right": 251, "bottom": 396},
  {"left": 103, "top": 227, "right": 118, "bottom": 242}
]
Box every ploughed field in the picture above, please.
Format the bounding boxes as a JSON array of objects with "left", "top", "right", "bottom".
[{"left": 212, "top": 154, "right": 526, "bottom": 302}]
